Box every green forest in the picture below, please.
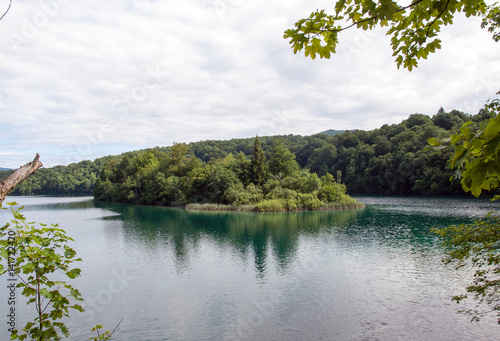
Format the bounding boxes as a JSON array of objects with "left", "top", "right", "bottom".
[
  {"left": 92, "top": 136, "right": 363, "bottom": 211},
  {"left": 0, "top": 109, "right": 489, "bottom": 205}
]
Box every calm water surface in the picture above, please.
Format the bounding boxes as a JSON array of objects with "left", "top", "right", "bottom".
[{"left": 1, "top": 196, "right": 499, "bottom": 341}]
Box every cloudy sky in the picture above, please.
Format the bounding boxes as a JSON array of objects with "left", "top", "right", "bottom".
[{"left": 0, "top": 0, "right": 499, "bottom": 168}]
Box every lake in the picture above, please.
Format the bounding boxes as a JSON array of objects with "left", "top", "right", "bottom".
[{"left": 1, "top": 196, "right": 499, "bottom": 340}]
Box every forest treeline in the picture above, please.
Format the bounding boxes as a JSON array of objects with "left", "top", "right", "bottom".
[
  {"left": 93, "top": 136, "right": 362, "bottom": 211},
  {"left": 0, "top": 109, "right": 488, "bottom": 199},
  {"left": 0, "top": 159, "right": 106, "bottom": 196}
]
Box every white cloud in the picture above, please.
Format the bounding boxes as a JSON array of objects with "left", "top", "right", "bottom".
[{"left": 0, "top": 0, "right": 499, "bottom": 168}]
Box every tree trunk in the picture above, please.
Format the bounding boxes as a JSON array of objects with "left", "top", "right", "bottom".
[{"left": 0, "top": 154, "right": 43, "bottom": 205}]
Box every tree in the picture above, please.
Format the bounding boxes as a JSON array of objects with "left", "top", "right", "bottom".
[
  {"left": 308, "top": 144, "right": 338, "bottom": 175},
  {"left": 250, "top": 136, "right": 268, "bottom": 187},
  {"left": 428, "top": 95, "right": 500, "bottom": 197},
  {"left": 373, "top": 136, "right": 392, "bottom": 156},
  {"left": 1, "top": 204, "right": 121, "bottom": 340},
  {"left": 268, "top": 139, "right": 299, "bottom": 177},
  {"left": 170, "top": 143, "right": 189, "bottom": 166},
  {"left": 284, "top": 0, "right": 500, "bottom": 323},
  {"left": 432, "top": 213, "right": 500, "bottom": 323},
  {"left": 429, "top": 95, "right": 500, "bottom": 323},
  {"left": 433, "top": 110, "right": 470, "bottom": 130},
  {"left": 232, "top": 152, "right": 251, "bottom": 185},
  {"left": 1, "top": 203, "right": 84, "bottom": 340},
  {"left": 0, "top": 156, "right": 119, "bottom": 339},
  {"left": 284, "top": 0, "right": 499, "bottom": 71}
]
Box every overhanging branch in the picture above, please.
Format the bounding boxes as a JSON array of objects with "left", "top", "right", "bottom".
[
  {"left": 0, "top": 0, "right": 12, "bottom": 21},
  {"left": 0, "top": 154, "right": 43, "bottom": 204},
  {"left": 320, "top": 0, "right": 426, "bottom": 34}
]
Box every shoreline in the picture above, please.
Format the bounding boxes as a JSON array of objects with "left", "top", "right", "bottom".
[{"left": 184, "top": 202, "right": 366, "bottom": 212}]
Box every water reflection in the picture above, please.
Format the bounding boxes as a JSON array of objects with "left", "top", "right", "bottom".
[
  {"left": 94, "top": 202, "right": 363, "bottom": 278},
  {"left": 4, "top": 196, "right": 95, "bottom": 211},
  {"left": 3, "top": 196, "right": 500, "bottom": 340}
]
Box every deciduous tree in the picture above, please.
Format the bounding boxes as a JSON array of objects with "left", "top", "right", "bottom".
[
  {"left": 429, "top": 96, "right": 500, "bottom": 323},
  {"left": 284, "top": 0, "right": 500, "bottom": 323},
  {"left": 0, "top": 156, "right": 120, "bottom": 339},
  {"left": 268, "top": 139, "right": 299, "bottom": 177},
  {"left": 284, "top": 0, "right": 499, "bottom": 71}
]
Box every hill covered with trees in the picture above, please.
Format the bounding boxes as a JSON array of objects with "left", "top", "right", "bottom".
[
  {"left": 0, "top": 109, "right": 488, "bottom": 200},
  {"left": 184, "top": 110, "right": 481, "bottom": 196},
  {"left": 0, "top": 159, "right": 108, "bottom": 196}
]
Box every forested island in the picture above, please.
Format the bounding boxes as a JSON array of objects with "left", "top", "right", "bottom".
[
  {"left": 94, "top": 136, "right": 364, "bottom": 211},
  {"left": 0, "top": 109, "right": 489, "bottom": 208}
]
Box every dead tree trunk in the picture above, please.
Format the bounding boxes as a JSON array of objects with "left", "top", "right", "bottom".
[{"left": 0, "top": 154, "right": 43, "bottom": 205}]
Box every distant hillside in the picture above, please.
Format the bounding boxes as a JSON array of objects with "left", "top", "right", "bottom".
[
  {"left": 0, "top": 168, "right": 11, "bottom": 171},
  {"left": 320, "top": 129, "right": 346, "bottom": 136},
  {"left": 1, "top": 109, "right": 487, "bottom": 197}
]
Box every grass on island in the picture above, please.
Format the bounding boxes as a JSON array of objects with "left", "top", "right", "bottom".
[{"left": 185, "top": 198, "right": 365, "bottom": 212}]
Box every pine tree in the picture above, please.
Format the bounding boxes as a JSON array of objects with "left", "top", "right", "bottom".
[{"left": 250, "top": 136, "right": 268, "bottom": 187}]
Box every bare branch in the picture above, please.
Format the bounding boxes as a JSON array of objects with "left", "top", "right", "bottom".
[
  {"left": 0, "top": 0, "right": 12, "bottom": 21},
  {"left": 0, "top": 154, "right": 43, "bottom": 204},
  {"left": 109, "top": 319, "right": 123, "bottom": 337}
]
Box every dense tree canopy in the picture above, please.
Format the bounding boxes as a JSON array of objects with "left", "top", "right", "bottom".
[
  {"left": 0, "top": 110, "right": 482, "bottom": 199},
  {"left": 0, "top": 159, "right": 105, "bottom": 196},
  {"left": 268, "top": 139, "right": 300, "bottom": 178},
  {"left": 92, "top": 137, "right": 362, "bottom": 211},
  {"left": 429, "top": 94, "right": 500, "bottom": 197}
]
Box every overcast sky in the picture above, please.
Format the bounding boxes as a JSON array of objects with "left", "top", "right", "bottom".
[{"left": 0, "top": 0, "right": 499, "bottom": 168}]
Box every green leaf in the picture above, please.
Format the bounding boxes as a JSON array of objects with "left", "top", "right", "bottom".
[{"left": 427, "top": 137, "right": 441, "bottom": 146}]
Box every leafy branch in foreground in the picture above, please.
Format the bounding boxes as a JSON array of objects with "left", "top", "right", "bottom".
[
  {"left": 0, "top": 203, "right": 121, "bottom": 340},
  {"left": 285, "top": 0, "right": 500, "bottom": 325},
  {"left": 0, "top": 202, "right": 84, "bottom": 340},
  {"left": 284, "top": 0, "right": 498, "bottom": 70},
  {"left": 88, "top": 320, "right": 123, "bottom": 341},
  {"left": 432, "top": 212, "right": 500, "bottom": 323},
  {"left": 429, "top": 92, "right": 500, "bottom": 323},
  {"left": 428, "top": 92, "right": 500, "bottom": 197}
]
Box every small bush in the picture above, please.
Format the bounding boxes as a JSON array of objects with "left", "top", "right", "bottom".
[
  {"left": 255, "top": 199, "right": 287, "bottom": 212},
  {"left": 266, "top": 186, "right": 298, "bottom": 200},
  {"left": 245, "top": 183, "right": 264, "bottom": 203},
  {"left": 284, "top": 198, "right": 298, "bottom": 210},
  {"left": 297, "top": 192, "right": 324, "bottom": 210},
  {"left": 223, "top": 183, "right": 248, "bottom": 205},
  {"left": 263, "top": 178, "right": 280, "bottom": 194}
]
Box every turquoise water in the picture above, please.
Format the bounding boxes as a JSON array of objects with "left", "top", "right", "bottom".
[{"left": 1, "top": 196, "right": 498, "bottom": 340}]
